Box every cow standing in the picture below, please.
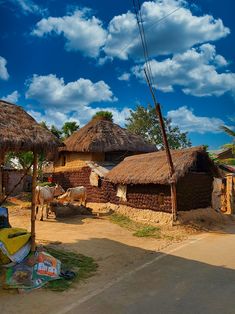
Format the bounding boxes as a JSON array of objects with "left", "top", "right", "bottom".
[
  {"left": 58, "top": 186, "right": 87, "bottom": 206},
  {"left": 36, "top": 184, "right": 65, "bottom": 221}
]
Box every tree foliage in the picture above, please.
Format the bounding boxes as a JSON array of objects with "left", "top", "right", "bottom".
[
  {"left": 62, "top": 121, "right": 79, "bottom": 139},
  {"left": 40, "top": 120, "right": 78, "bottom": 140},
  {"left": 126, "top": 104, "right": 191, "bottom": 149},
  {"left": 220, "top": 125, "right": 235, "bottom": 138},
  {"left": 221, "top": 125, "right": 235, "bottom": 153},
  {"left": 6, "top": 151, "right": 34, "bottom": 173},
  {"left": 93, "top": 111, "right": 113, "bottom": 122}
]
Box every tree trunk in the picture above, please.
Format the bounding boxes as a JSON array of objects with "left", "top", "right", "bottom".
[{"left": 31, "top": 152, "right": 38, "bottom": 252}]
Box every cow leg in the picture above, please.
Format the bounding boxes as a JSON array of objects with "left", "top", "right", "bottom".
[
  {"left": 83, "top": 193, "right": 87, "bottom": 207},
  {"left": 46, "top": 205, "right": 50, "bottom": 219},
  {"left": 40, "top": 205, "right": 44, "bottom": 221},
  {"left": 36, "top": 205, "right": 39, "bottom": 219}
]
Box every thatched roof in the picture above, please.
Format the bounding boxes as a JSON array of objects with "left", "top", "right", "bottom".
[
  {"left": 60, "top": 117, "right": 156, "bottom": 153},
  {"left": 106, "top": 146, "right": 218, "bottom": 185},
  {"left": 0, "top": 100, "right": 61, "bottom": 153}
]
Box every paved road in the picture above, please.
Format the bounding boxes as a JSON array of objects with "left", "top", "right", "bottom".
[{"left": 60, "top": 228, "right": 235, "bottom": 314}]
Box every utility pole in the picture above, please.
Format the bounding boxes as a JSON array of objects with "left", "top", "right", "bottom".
[{"left": 144, "top": 69, "right": 177, "bottom": 222}]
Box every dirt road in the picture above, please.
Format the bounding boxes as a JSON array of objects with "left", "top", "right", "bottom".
[
  {"left": 60, "top": 226, "right": 235, "bottom": 314},
  {"left": 1, "top": 208, "right": 234, "bottom": 314}
]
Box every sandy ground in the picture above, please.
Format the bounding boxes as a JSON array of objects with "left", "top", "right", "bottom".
[{"left": 0, "top": 197, "right": 234, "bottom": 314}]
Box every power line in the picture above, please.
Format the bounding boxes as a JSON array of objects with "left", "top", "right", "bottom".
[
  {"left": 133, "top": 0, "right": 178, "bottom": 222},
  {"left": 133, "top": 0, "right": 153, "bottom": 86},
  {"left": 118, "top": 5, "right": 182, "bottom": 60}
]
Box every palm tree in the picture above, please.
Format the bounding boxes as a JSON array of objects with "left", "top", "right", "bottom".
[
  {"left": 220, "top": 126, "right": 235, "bottom": 137},
  {"left": 220, "top": 125, "right": 235, "bottom": 153}
]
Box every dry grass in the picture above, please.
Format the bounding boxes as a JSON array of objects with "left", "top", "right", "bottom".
[
  {"left": 0, "top": 100, "right": 61, "bottom": 153},
  {"left": 60, "top": 117, "right": 156, "bottom": 153},
  {"left": 106, "top": 146, "right": 218, "bottom": 185}
]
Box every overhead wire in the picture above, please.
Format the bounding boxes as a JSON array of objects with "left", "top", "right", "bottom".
[
  {"left": 133, "top": 0, "right": 154, "bottom": 89},
  {"left": 137, "top": 0, "right": 155, "bottom": 86},
  {"left": 117, "top": 5, "right": 182, "bottom": 63}
]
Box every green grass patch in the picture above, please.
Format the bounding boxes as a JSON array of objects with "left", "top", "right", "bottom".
[
  {"left": 110, "top": 214, "right": 161, "bottom": 239},
  {"left": 133, "top": 226, "right": 161, "bottom": 238},
  {"left": 44, "top": 247, "right": 98, "bottom": 292}
]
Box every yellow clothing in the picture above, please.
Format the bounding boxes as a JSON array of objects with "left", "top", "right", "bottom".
[{"left": 0, "top": 228, "right": 31, "bottom": 255}]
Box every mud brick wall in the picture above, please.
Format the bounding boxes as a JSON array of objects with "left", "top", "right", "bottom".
[
  {"left": 52, "top": 167, "right": 110, "bottom": 203},
  {"left": 53, "top": 169, "right": 213, "bottom": 212},
  {"left": 176, "top": 172, "right": 213, "bottom": 211},
  {"left": 108, "top": 183, "right": 172, "bottom": 213}
]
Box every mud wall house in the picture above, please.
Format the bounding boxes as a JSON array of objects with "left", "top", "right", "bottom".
[
  {"left": 3, "top": 168, "right": 32, "bottom": 195},
  {"left": 50, "top": 117, "right": 156, "bottom": 203},
  {"left": 105, "top": 147, "right": 219, "bottom": 212},
  {"left": 0, "top": 100, "right": 60, "bottom": 199}
]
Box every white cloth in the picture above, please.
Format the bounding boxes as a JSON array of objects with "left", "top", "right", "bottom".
[{"left": 116, "top": 185, "right": 127, "bottom": 202}]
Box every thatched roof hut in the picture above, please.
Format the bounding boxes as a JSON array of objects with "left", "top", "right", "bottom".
[
  {"left": 60, "top": 117, "right": 156, "bottom": 153},
  {"left": 106, "top": 146, "right": 219, "bottom": 213},
  {"left": 0, "top": 100, "right": 60, "bottom": 153},
  {"left": 106, "top": 146, "right": 218, "bottom": 185},
  {"left": 0, "top": 100, "right": 61, "bottom": 251}
]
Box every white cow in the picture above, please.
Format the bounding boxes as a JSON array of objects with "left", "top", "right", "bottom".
[
  {"left": 36, "top": 184, "right": 65, "bottom": 221},
  {"left": 58, "top": 186, "right": 87, "bottom": 206}
]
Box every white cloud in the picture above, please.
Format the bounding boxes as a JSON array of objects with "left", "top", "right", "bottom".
[
  {"left": 167, "top": 106, "right": 225, "bottom": 134},
  {"left": 28, "top": 106, "right": 131, "bottom": 128},
  {"left": 25, "top": 73, "right": 130, "bottom": 127},
  {"left": 0, "top": 56, "right": 9, "bottom": 80},
  {"left": 10, "top": 0, "right": 47, "bottom": 15},
  {"left": 133, "top": 44, "right": 235, "bottom": 97},
  {"left": 104, "top": 0, "right": 229, "bottom": 60},
  {"left": 118, "top": 72, "right": 131, "bottom": 81},
  {"left": 2, "top": 90, "right": 20, "bottom": 103},
  {"left": 28, "top": 109, "right": 79, "bottom": 127},
  {"left": 32, "top": 9, "right": 107, "bottom": 57},
  {"left": 25, "top": 74, "right": 116, "bottom": 109}
]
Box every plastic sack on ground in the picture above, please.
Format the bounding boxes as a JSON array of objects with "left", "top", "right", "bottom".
[
  {"left": 0, "top": 207, "right": 11, "bottom": 229},
  {"left": 34, "top": 251, "right": 61, "bottom": 280},
  {"left": 5, "top": 264, "right": 33, "bottom": 288}
]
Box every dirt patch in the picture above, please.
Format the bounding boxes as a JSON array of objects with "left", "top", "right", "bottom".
[
  {"left": 1, "top": 196, "right": 234, "bottom": 313},
  {"left": 178, "top": 207, "right": 234, "bottom": 230}
]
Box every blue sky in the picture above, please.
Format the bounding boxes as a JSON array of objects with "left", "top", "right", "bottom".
[{"left": 0, "top": 0, "right": 234, "bottom": 149}]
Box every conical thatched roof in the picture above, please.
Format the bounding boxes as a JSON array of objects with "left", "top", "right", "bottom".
[
  {"left": 60, "top": 117, "right": 156, "bottom": 153},
  {"left": 106, "top": 146, "right": 219, "bottom": 185},
  {"left": 0, "top": 100, "right": 61, "bottom": 153}
]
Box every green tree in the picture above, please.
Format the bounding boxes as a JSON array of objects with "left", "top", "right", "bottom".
[
  {"left": 126, "top": 104, "right": 191, "bottom": 149},
  {"left": 50, "top": 125, "right": 63, "bottom": 139},
  {"left": 6, "top": 151, "right": 34, "bottom": 173},
  {"left": 93, "top": 111, "right": 113, "bottom": 122},
  {"left": 40, "top": 121, "right": 49, "bottom": 131},
  {"left": 220, "top": 125, "right": 235, "bottom": 154},
  {"left": 62, "top": 121, "right": 79, "bottom": 138}
]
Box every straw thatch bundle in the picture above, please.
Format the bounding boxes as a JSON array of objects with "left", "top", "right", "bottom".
[
  {"left": 0, "top": 100, "right": 60, "bottom": 153},
  {"left": 106, "top": 146, "right": 218, "bottom": 185},
  {"left": 60, "top": 117, "right": 156, "bottom": 153}
]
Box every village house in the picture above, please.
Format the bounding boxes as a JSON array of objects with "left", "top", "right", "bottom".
[
  {"left": 0, "top": 100, "right": 60, "bottom": 199},
  {"left": 105, "top": 146, "right": 219, "bottom": 212},
  {"left": 50, "top": 116, "right": 156, "bottom": 203}
]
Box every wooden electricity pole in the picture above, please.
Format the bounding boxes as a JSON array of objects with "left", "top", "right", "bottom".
[
  {"left": 144, "top": 69, "right": 177, "bottom": 222},
  {"left": 31, "top": 151, "right": 38, "bottom": 252}
]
